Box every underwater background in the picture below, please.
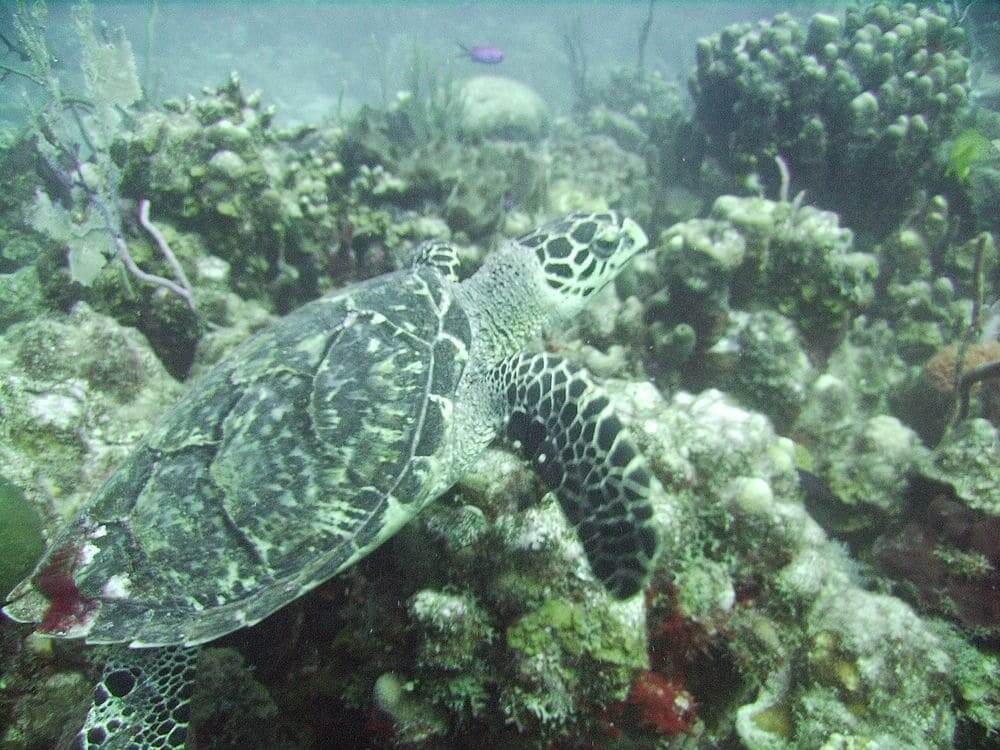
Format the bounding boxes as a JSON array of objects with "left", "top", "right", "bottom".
[{"left": 1, "top": 0, "right": 999, "bottom": 748}]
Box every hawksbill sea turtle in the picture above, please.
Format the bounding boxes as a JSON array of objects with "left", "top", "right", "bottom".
[{"left": 3, "top": 211, "right": 661, "bottom": 748}]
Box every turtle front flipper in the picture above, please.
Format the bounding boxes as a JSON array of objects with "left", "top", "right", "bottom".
[
  {"left": 77, "top": 645, "right": 198, "bottom": 749},
  {"left": 494, "top": 353, "right": 659, "bottom": 598}
]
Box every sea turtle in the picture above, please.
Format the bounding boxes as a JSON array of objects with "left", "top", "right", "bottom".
[{"left": 3, "top": 211, "right": 661, "bottom": 748}]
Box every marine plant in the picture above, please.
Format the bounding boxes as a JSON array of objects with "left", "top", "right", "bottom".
[
  {"left": 635, "top": 0, "right": 656, "bottom": 73},
  {"left": 393, "top": 44, "right": 462, "bottom": 146},
  {"left": 561, "top": 14, "right": 592, "bottom": 113},
  {"left": 9, "top": 1, "right": 193, "bottom": 307}
]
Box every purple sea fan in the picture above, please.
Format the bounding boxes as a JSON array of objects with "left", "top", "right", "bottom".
[{"left": 458, "top": 43, "right": 504, "bottom": 64}]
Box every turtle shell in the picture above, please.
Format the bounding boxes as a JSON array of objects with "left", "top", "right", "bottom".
[{"left": 4, "top": 267, "right": 472, "bottom": 646}]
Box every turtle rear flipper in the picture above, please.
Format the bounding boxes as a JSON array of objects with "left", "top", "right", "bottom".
[
  {"left": 496, "top": 353, "right": 660, "bottom": 598},
  {"left": 76, "top": 646, "right": 197, "bottom": 749}
]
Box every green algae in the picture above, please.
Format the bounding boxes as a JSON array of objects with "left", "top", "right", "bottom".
[
  {"left": 0, "top": 477, "right": 44, "bottom": 599},
  {"left": 947, "top": 129, "right": 996, "bottom": 184},
  {"left": 506, "top": 597, "right": 643, "bottom": 668}
]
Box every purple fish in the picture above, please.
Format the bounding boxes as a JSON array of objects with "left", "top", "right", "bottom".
[{"left": 458, "top": 43, "right": 504, "bottom": 64}]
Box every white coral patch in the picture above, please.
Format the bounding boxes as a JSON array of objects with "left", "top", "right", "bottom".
[
  {"left": 606, "top": 591, "right": 647, "bottom": 633},
  {"left": 27, "top": 389, "right": 84, "bottom": 432},
  {"left": 78, "top": 542, "right": 101, "bottom": 566},
  {"left": 59, "top": 607, "right": 99, "bottom": 640},
  {"left": 101, "top": 574, "right": 131, "bottom": 599},
  {"left": 502, "top": 504, "right": 567, "bottom": 553}
]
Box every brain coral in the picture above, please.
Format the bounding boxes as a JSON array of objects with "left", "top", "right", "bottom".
[{"left": 689, "top": 4, "right": 969, "bottom": 233}]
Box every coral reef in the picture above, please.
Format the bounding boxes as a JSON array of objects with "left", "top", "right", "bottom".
[
  {"left": 709, "top": 195, "right": 877, "bottom": 352},
  {"left": 871, "top": 421, "right": 1000, "bottom": 644},
  {"left": 619, "top": 386, "right": 976, "bottom": 748},
  {"left": 812, "top": 412, "right": 929, "bottom": 527},
  {"left": 545, "top": 122, "right": 654, "bottom": 223},
  {"left": 619, "top": 193, "right": 875, "bottom": 414},
  {"left": 914, "top": 340, "right": 1000, "bottom": 440},
  {"left": 189, "top": 648, "right": 301, "bottom": 750},
  {"left": 703, "top": 309, "right": 813, "bottom": 432},
  {"left": 0, "top": 303, "right": 181, "bottom": 530},
  {"left": 0, "top": 266, "right": 43, "bottom": 334},
  {"left": 118, "top": 73, "right": 331, "bottom": 309},
  {"left": 1, "top": 665, "right": 91, "bottom": 750},
  {"left": 579, "top": 67, "right": 702, "bottom": 227},
  {"left": 429, "top": 141, "right": 545, "bottom": 241},
  {"left": 457, "top": 76, "right": 549, "bottom": 142},
  {"left": 189, "top": 445, "right": 654, "bottom": 748},
  {"left": 923, "top": 417, "right": 1000, "bottom": 515},
  {"left": 1, "top": 2, "right": 999, "bottom": 749},
  {"left": 875, "top": 475, "right": 1000, "bottom": 644},
  {"left": 690, "top": 4, "right": 970, "bottom": 233}
]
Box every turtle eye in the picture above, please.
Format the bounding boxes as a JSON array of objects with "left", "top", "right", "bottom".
[{"left": 591, "top": 235, "right": 619, "bottom": 259}]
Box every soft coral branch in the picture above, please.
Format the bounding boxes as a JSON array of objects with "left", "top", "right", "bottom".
[{"left": 136, "top": 198, "right": 195, "bottom": 310}]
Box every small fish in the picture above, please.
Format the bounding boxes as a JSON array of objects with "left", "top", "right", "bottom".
[{"left": 458, "top": 43, "right": 504, "bottom": 64}]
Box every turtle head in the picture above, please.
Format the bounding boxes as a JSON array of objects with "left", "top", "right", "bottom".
[{"left": 518, "top": 211, "right": 648, "bottom": 312}]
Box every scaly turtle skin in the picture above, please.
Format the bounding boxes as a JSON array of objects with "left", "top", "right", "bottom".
[{"left": 3, "top": 212, "right": 660, "bottom": 749}]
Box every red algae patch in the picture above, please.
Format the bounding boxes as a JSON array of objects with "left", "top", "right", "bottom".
[{"left": 34, "top": 543, "right": 98, "bottom": 635}]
